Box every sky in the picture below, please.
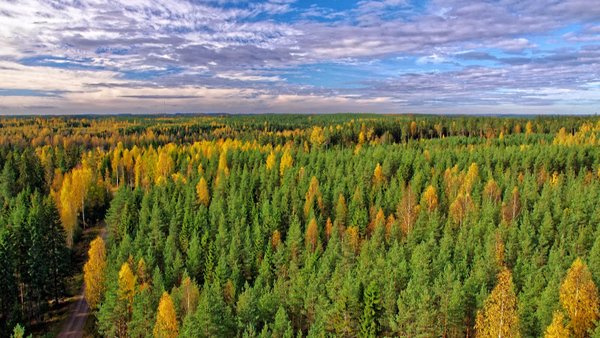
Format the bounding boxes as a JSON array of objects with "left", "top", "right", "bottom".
[{"left": 0, "top": 0, "right": 599, "bottom": 115}]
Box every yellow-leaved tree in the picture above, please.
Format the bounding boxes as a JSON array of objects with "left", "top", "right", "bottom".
[
  {"left": 421, "top": 185, "right": 438, "bottom": 212},
  {"left": 544, "top": 311, "right": 569, "bottom": 338},
  {"left": 449, "top": 192, "right": 474, "bottom": 226},
  {"left": 305, "top": 217, "right": 319, "bottom": 253},
  {"left": 475, "top": 268, "right": 520, "bottom": 337},
  {"left": 559, "top": 258, "right": 599, "bottom": 337},
  {"left": 83, "top": 236, "right": 106, "bottom": 309},
  {"left": 196, "top": 177, "right": 210, "bottom": 207},
  {"left": 373, "top": 163, "right": 385, "bottom": 186},
  {"left": 58, "top": 174, "right": 77, "bottom": 247},
  {"left": 309, "top": 126, "right": 326, "bottom": 148},
  {"left": 154, "top": 292, "right": 179, "bottom": 338},
  {"left": 266, "top": 151, "right": 276, "bottom": 170},
  {"left": 118, "top": 262, "right": 136, "bottom": 309},
  {"left": 304, "top": 176, "right": 323, "bottom": 218},
  {"left": 115, "top": 262, "right": 136, "bottom": 337},
  {"left": 71, "top": 165, "right": 92, "bottom": 228},
  {"left": 279, "top": 149, "right": 293, "bottom": 177}
]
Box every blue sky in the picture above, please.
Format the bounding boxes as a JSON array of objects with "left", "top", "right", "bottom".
[{"left": 0, "top": 0, "right": 598, "bottom": 114}]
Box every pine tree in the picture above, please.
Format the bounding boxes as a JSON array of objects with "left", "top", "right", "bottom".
[
  {"left": 44, "top": 197, "right": 69, "bottom": 304},
  {"left": 273, "top": 306, "right": 293, "bottom": 338},
  {"left": 360, "top": 281, "right": 382, "bottom": 338},
  {"left": 154, "top": 292, "right": 179, "bottom": 338}
]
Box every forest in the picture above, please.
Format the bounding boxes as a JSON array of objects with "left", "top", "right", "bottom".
[{"left": 1, "top": 114, "right": 599, "bottom": 337}]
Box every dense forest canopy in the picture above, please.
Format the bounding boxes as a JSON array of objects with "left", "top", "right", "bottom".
[{"left": 1, "top": 114, "right": 600, "bottom": 337}]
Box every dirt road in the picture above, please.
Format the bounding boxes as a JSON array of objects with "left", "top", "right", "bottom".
[
  {"left": 56, "top": 288, "right": 90, "bottom": 338},
  {"left": 57, "top": 227, "right": 106, "bottom": 338}
]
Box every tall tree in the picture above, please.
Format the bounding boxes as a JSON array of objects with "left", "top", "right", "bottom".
[
  {"left": 396, "top": 184, "right": 420, "bottom": 235},
  {"left": 559, "top": 258, "right": 599, "bottom": 337},
  {"left": 83, "top": 236, "right": 107, "bottom": 309},
  {"left": 154, "top": 292, "right": 179, "bottom": 338},
  {"left": 360, "top": 281, "right": 382, "bottom": 338},
  {"left": 544, "top": 311, "right": 569, "bottom": 338},
  {"left": 196, "top": 177, "right": 210, "bottom": 207},
  {"left": 475, "top": 268, "right": 520, "bottom": 338}
]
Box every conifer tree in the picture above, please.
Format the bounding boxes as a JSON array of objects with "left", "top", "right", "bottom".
[{"left": 360, "top": 281, "right": 382, "bottom": 338}]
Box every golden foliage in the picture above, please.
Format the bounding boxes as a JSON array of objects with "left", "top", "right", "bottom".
[
  {"left": 544, "top": 311, "right": 569, "bottom": 338},
  {"left": 559, "top": 258, "right": 600, "bottom": 337},
  {"left": 154, "top": 292, "right": 179, "bottom": 338},
  {"left": 368, "top": 208, "right": 385, "bottom": 235},
  {"left": 373, "top": 163, "right": 385, "bottom": 186},
  {"left": 483, "top": 179, "right": 501, "bottom": 204},
  {"left": 325, "top": 217, "right": 333, "bottom": 241},
  {"left": 409, "top": 121, "right": 417, "bottom": 137},
  {"left": 118, "top": 262, "right": 136, "bottom": 309},
  {"left": 156, "top": 147, "right": 175, "bottom": 184},
  {"left": 525, "top": 121, "right": 533, "bottom": 136},
  {"left": 304, "top": 176, "right": 324, "bottom": 218},
  {"left": 475, "top": 268, "right": 520, "bottom": 338},
  {"left": 279, "top": 149, "right": 293, "bottom": 177},
  {"left": 553, "top": 123, "right": 600, "bottom": 146},
  {"left": 464, "top": 162, "right": 479, "bottom": 193},
  {"left": 421, "top": 185, "right": 438, "bottom": 212},
  {"left": 449, "top": 192, "right": 474, "bottom": 226},
  {"left": 346, "top": 226, "right": 360, "bottom": 254},
  {"left": 266, "top": 151, "right": 276, "bottom": 170},
  {"left": 218, "top": 147, "right": 229, "bottom": 175},
  {"left": 83, "top": 236, "right": 107, "bottom": 309},
  {"left": 196, "top": 177, "right": 210, "bottom": 206},
  {"left": 305, "top": 217, "right": 319, "bottom": 252},
  {"left": 271, "top": 230, "right": 281, "bottom": 249},
  {"left": 58, "top": 174, "right": 77, "bottom": 247},
  {"left": 310, "top": 126, "right": 326, "bottom": 148},
  {"left": 358, "top": 131, "right": 366, "bottom": 144}
]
